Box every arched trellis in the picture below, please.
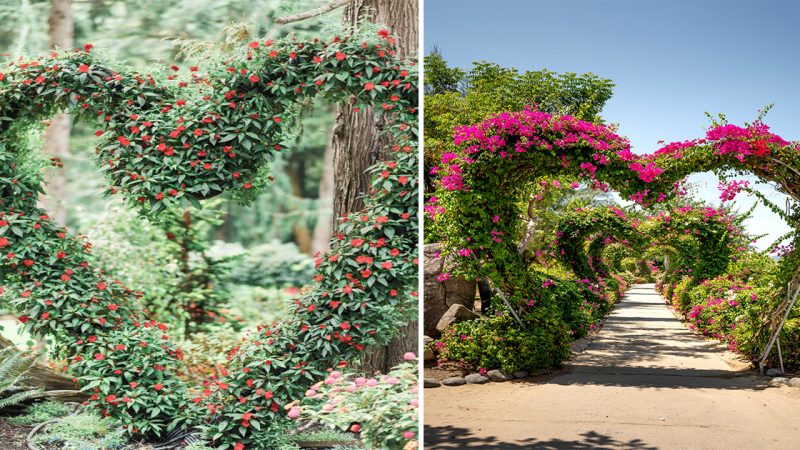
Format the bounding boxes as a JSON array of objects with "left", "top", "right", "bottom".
[
  {"left": 641, "top": 206, "right": 741, "bottom": 284},
  {"left": 429, "top": 107, "right": 799, "bottom": 367},
  {"left": 554, "top": 206, "right": 641, "bottom": 282},
  {"left": 0, "top": 31, "right": 418, "bottom": 449}
]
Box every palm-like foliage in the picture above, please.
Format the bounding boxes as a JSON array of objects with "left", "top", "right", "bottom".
[{"left": 0, "top": 347, "right": 40, "bottom": 409}]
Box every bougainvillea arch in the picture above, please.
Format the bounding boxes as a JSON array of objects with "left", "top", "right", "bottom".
[
  {"left": 554, "top": 206, "right": 641, "bottom": 282},
  {"left": 428, "top": 107, "right": 798, "bottom": 320},
  {"left": 0, "top": 30, "right": 417, "bottom": 449}
]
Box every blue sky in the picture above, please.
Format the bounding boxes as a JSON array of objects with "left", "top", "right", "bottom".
[{"left": 424, "top": 0, "right": 799, "bottom": 250}]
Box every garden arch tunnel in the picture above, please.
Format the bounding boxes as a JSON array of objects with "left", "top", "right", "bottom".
[{"left": 427, "top": 107, "right": 799, "bottom": 369}]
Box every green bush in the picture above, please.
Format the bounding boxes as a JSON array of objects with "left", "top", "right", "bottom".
[
  {"left": 300, "top": 360, "right": 418, "bottom": 450},
  {"left": 437, "top": 311, "right": 571, "bottom": 373},
  {"left": 8, "top": 400, "right": 73, "bottom": 426},
  {"left": 32, "top": 413, "right": 127, "bottom": 450},
  {"left": 226, "top": 241, "right": 314, "bottom": 288}
]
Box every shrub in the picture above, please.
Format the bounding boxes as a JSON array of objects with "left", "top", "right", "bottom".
[
  {"left": 438, "top": 311, "right": 570, "bottom": 373},
  {"left": 8, "top": 400, "right": 73, "bottom": 426},
  {"left": 299, "top": 360, "right": 419, "bottom": 450},
  {"left": 226, "top": 241, "right": 314, "bottom": 288},
  {"left": 32, "top": 413, "right": 127, "bottom": 450}
]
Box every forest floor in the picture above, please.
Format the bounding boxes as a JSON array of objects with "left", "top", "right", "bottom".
[
  {"left": 424, "top": 284, "right": 800, "bottom": 449},
  {"left": 0, "top": 419, "right": 30, "bottom": 450}
]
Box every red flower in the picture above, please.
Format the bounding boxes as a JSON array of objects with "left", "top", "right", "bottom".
[
  {"left": 364, "top": 82, "right": 375, "bottom": 91},
  {"left": 350, "top": 238, "right": 365, "bottom": 247},
  {"left": 398, "top": 176, "right": 409, "bottom": 185},
  {"left": 56, "top": 251, "right": 66, "bottom": 259},
  {"left": 0, "top": 238, "right": 8, "bottom": 248},
  {"left": 23, "top": 259, "right": 34, "bottom": 266},
  {"left": 94, "top": 353, "right": 105, "bottom": 361},
  {"left": 234, "top": 444, "right": 245, "bottom": 450},
  {"left": 108, "top": 303, "right": 118, "bottom": 311},
  {"left": 269, "top": 50, "right": 278, "bottom": 58},
  {"left": 97, "top": 283, "right": 107, "bottom": 291},
  {"left": 18, "top": 316, "right": 29, "bottom": 323},
  {"left": 153, "top": 383, "right": 163, "bottom": 391},
  {"left": 78, "top": 64, "right": 89, "bottom": 73},
  {"left": 343, "top": 285, "right": 353, "bottom": 294},
  {"left": 117, "top": 136, "right": 130, "bottom": 147},
  {"left": 249, "top": 41, "right": 259, "bottom": 48},
  {"left": 381, "top": 262, "right": 393, "bottom": 269},
  {"left": 249, "top": 74, "right": 260, "bottom": 83},
  {"left": 40, "top": 313, "right": 49, "bottom": 319},
  {"left": 335, "top": 52, "right": 346, "bottom": 61},
  {"left": 351, "top": 424, "right": 361, "bottom": 433},
  {"left": 106, "top": 394, "right": 117, "bottom": 403}
]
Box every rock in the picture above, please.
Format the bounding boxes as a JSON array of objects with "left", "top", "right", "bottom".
[
  {"left": 424, "top": 348, "right": 435, "bottom": 361},
  {"left": 513, "top": 371, "right": 529, "bottom": 379},
  {"left": 435, "top": 304, "right": 480, "bottom": 334},
  {"left": 766, "top": 368, "right": 784, "bottom": 377},
  {"left": 441, "top": 377, "right": 466, "bottom": 386},
  {"left": 486, "top": 370, "right": 513, "bottom": 382},
  {"left": 465, "top": 373, "right": 489, "bottom": 384},
  {"left": 423, "top": 243, "right": 477, "bottom": 337},
  {"left": 769, "top": 377, "right": 790, "bottom": 387},
  {"left": 424, "top": 378, "right": 442, "bottom": 388},
  {"left": 789, "top": 378, "right": 800, "bottom": 388}
]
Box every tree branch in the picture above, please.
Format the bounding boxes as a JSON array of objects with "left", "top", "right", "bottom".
[{"left": 274, "top": 0, "right": 355, "bottom": 25}]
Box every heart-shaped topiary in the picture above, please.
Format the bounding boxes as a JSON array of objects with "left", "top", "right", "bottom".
[{"left": 0, "top": 28, "right": 417, "bottom": 449}]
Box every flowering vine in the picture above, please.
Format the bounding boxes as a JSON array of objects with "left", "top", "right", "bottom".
[{"left": 0, "top": 29, "right": 417, "bottom": 449}]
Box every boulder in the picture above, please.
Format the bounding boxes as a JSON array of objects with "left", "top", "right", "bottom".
[
  {"left": 769, "top": 377, "right": 790, "bottom": 387},
  {"left": 513, "top": 371, "right": 529, "bottom": 379},
  {"left": 465, "top": 373, "right": 489, "bottom": 384},
  {"left": 424, "top": 243, "right": 477, "bottom": 337},
  {"left": 766, "top": 368, "right": 784, "bottom": 377},
  {"left": 442, "top": 377, "right": 466, "bottom": 386},
  {"left": 436, "top": 304, "right": 479, "bottom": 334},
  {"left": 487, "top": 370, "right": 513, "bottom": 382},
  {"left": 424, "top": 378, "right": 442, "bottom": 388},
  {"left": 789, "top": 378, "right": 800, "bottom": 388},
  {"left": 424, "top": 348, "right": 435, "bottom": 361}
]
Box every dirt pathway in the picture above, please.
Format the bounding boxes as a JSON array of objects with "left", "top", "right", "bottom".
[{"left": 424, "top": 284, "right": 800, "bottom": 449}]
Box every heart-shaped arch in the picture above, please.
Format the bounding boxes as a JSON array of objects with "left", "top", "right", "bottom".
[{"left": 0, "top": 30, "right": 417, "bottom": 448}]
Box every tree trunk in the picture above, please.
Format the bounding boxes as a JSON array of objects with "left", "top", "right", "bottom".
[
  {"left": 40, "top": 0, "right": 73, "bottom": 226},
  {"left": 0, "top": 336, "right": 81, "bottom": 393},
  {"left": 332, "top": 0, "right": 418, "bottom": 374},
  {"left": 312, "top": 130, "right": 335, "bottom": 254},
  {"left": 286, "top": 160, "right": 313, "bottom": 254}
]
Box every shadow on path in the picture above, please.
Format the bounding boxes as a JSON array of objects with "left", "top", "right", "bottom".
[{"left": 425, "top": 425, "right": 658, "bottom": 449}]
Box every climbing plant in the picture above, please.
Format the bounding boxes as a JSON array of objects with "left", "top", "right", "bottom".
[
  {"left": 428, "top": 107, "right": 799, "bottom": 374},
  {"left": 429, "top": 108, "right": 798, "bottom": 300},
  {"left": 0, "top": 28, "right": 418, "bottom": 449}
]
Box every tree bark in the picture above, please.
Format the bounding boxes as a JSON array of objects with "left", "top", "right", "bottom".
[
  {"left": 40, "top": 0, "right": 73, "bottom": 226},
  {"left": 331, "top": 0, "right": 418, "bottom": 374},
  {"left": 286, "top": 159, "right": 313, "bottom": 254},
  {"left": 311, "top": 130, "right": 335, "bottom": 254}
]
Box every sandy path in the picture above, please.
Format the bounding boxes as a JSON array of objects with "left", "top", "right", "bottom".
[{"left": 424, "top": 284, "right": 800, "bottom": 449}]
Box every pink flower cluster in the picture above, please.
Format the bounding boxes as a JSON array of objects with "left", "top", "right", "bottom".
[
  {"left": 706, "top": 122, "right": 789, "bottom": 162},
  {"left": 718, "top": 179, "right": 750, "bottom": 202}
]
